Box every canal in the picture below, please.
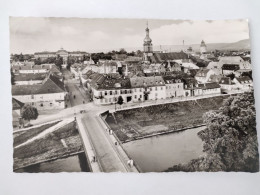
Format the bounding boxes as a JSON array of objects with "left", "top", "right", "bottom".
[
  {"left": 123, "top": 126, "right": 205, "bottom": 172},
  {"left": 15, "top": 152, "right": 91, "bottom": 173}
]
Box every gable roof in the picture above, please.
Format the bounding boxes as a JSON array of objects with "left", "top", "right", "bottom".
[
  {"left": 207, "top": 61, "right": 219, "bottom": 69},
  {"left": 12, "top": 98, "right": 24, "bottom": 110},
  {"left": 219, "top": 77, "right": 232, "bottom": 85},
  {"left": 235, "top": 76, "right": 252, "bottom": 84},
  {"left": 12, "top": 74, "right": 65, "bottom": 96},
  {"left": 14, "top": 73, "right": 47, "bottom": 82},
  {"left": 91, "top": 74, "right": 131, "bottom": 90},
  {"left": 149, "top": 52, "right": 189, "bottom": 63},
  {"left": 208, "top": 74, "right": 223, "bottom": 83},
  {"left": 219, "top": 56, "right": 244, "bottom": 64},
  {"left": 130, "top": 76, "right": 165, "bottom": 88},
  {"left": 195, "top": 69, "right": 210, "bottom": 77},
  {"left": 198, "top": 82, "right": 221, "bottom": 89},
  {"left": 222, "top": 64, "right": 240, "bottom": 70},
  {"left": 181, "top": 62, "right": 199, "bottom": 69}
]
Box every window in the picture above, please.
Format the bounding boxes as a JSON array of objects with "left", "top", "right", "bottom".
[
  {"left": 150, "top": 88, "right": 152, "bottom": 91},
  {"left": 105, "top": 91, "right": 107, "bottom": 95},
  {"left": 140, "top": 88, "right": 142, "bottom": 92},
  {"left": 155, "top": 93, "right": 158, "bottom": 96},
  {"left": 31, "top": 95, "right": 34, "bottom": 99},
  {"left": 140, "top": 95, "right": 142, "bottom": 98},
  {"left": 110, "top": 91, "right": 112, "bottom": 95},
  {"left": 50, "top": 103, "right": 53, "bottom": 106},
  {"left": 161, "top": 87, "right": 163, "bottom": 90},
  {"left": 155, "top": 87, "right": 157, "bottom": 91},
  {"left": 40, "top": 103, "right": 43, "bottom": 107},
  {"left": 125, "top": 90, "right": 127, "bottom": 94},
  {"left": 135, "top": 95, "right": 137, "bottom": 99},
  {"left": 115, "top": 91, "right": 117, "bottom": 95}
]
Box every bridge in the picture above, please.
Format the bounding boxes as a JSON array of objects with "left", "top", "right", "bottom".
[{"left": 76, "top": 111, "right": 139, "bottom": 173}]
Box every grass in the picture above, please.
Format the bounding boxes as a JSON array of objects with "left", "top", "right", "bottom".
[
  {"left": 13, "top": 121, "right": 84, "bottom": 170},
  {"left": 105, "top": 95, "right": 232, "bottom": 142},
  {"left": 13, "top": 121, "right": 60, "bottom": 147}
]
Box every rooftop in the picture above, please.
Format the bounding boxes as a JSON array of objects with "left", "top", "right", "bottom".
[
  {"left": 130, "top": 76, "right": 165, "bottom": 88},
  {"left": 12, "top": 74, "right": 65, "bottom": 96}
]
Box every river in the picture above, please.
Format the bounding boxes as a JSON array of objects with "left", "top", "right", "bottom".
[
  {"left": 15, "top": 153, "right": 91, "bottom": 173},
  {"left": 123, "top": 126, "right": 205, "bottom": 172}
]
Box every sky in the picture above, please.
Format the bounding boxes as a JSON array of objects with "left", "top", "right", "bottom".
[{"left": 9, "top": 17, "right": 250, "bottom": 54}]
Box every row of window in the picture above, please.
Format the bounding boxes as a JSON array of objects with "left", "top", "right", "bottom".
[
  {"left": 100, "top": 86, "right": 167, "bottom": 97},
  {"left": 166, "top": 85, "right": 182, "bottom": 89}
]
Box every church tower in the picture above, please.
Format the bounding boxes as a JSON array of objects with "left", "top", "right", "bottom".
[
  {"left": 200, "top": 40, "right": 207, "bottom": 54},
  {"left": 143, "top": 22, "right": 153, "bottom": 62}
]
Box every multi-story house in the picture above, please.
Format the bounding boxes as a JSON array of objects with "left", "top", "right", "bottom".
[
  {"left": 90, "top": 74, "right": 133, "bottom": 105},
  {"left": 195, "top": 69, "right": 217, "bottom": 84},
  {"left": 162, "top": 76, "right": 184, "bottom": 98},
  {"left": 233, "top": 76, "right": 253, "bottom": 91},
  {"left": 130, "top": 76, "right": 166, "bottom": 101},
  {"left": 198, "top": 82, "right": 221, "bottom": 95},
  {"left": 14, "top": 73, "right": 47, "bottom": 85},
  {"left": 12, "top": 74, "right": 66, "bottom": 110}
]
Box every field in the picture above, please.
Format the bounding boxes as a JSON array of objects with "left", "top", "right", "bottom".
[
  {"left": 13, "top": 121, "right": 84, "bottom": 170},
  {"left": 105, "top": 95, "right": 231, "bottom": 143},
  {"left": 13, "top": 121, "right": 60, "bottom": 147}
]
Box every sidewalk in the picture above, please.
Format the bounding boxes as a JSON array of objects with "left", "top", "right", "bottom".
[{"left": 76, "top": 116, "right": 102, "bottom": 172}]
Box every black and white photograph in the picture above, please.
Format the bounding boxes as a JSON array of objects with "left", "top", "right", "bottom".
[{"left": 10, "top": 17, "right": 259, "bottom": 173}]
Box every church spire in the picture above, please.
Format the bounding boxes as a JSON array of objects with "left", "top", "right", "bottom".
[{"left": 143, "top": 21, "right": 153, "bottom": 63}]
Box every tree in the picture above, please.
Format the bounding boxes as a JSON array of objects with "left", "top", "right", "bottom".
[
  {"left": 119, "top": 48, "right": 127, "bottom": 54},
  {"left": 136, "top": 50, "right": 143, "bottom": 57},
  {"left": 167, "top": 92, "right": 259, "bottom": 172},
  {"left": 18, "top": 53, "right": 24, "bottom": 62},
  {"left": 21, "top": 104, "right": 39, "bottom": 124},
  {"left": 55, "top": 55, "right": 63, "bottom": 69},
  {"left": 67, "top": 57, "right": 75, "bottom": 70},
  {"left": 117, "top": 96, "right": 124, "bottom": 106},
  {"left": 34, "top": 57, "right": 42, "bottom": 65}
]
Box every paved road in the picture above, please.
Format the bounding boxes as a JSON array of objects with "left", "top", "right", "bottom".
[
  {"left": 81, "top": 113, "right": 128, "bottom": 172},
  {"left": 62, "top": 68, "right": 91, "bottom": 107}
]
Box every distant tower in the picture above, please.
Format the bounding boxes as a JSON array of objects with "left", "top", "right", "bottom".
[
  {"left": 143, "top": 21, "right": 153, "bottom": 62},
  {"left": 200, "top": 40, "right": 207, "bottom": 54}
]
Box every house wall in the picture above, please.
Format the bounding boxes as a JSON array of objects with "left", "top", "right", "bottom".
[
  {"left": 92, "top": 88, "right": 133, "bottom": 105},
  {"left": 202, "top": 88, "right": 221, "bottom": 95},
  {"left": 14, "top": 80, "right": 43, "bottom": 85},
  {"left": 13, "top": 92, "right": 66, "bottom": 110},
  {"left": 165, "top": 83, "right": 184, "bottom": 98},
  {"left": 19, "top": 69, "right": 48, "bottom": 74}
]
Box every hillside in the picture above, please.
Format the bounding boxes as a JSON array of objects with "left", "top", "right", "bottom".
[{"left": 119, "top": 39, "right": 250, "bottom": 53}]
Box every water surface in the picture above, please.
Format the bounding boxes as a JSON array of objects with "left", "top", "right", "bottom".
[
  {"left": 123, "top": 126, "right": 205, "bottom": 172},
  {"left": 15, "top": 153, "right": 90, "bottom": 173}
]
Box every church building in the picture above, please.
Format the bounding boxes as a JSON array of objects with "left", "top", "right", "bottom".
[
  {"left": 200, "top": 40, "right": 207, "bottom": 54},
  {"left": 143, "top": 22, "right": 153, "bottom": 63}
]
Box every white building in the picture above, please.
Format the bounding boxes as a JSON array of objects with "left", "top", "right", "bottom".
[
  {"left": 200, "top": 40, "right": 207, "bottom": 54},
  {"left": 233, "top": 76, "right": 253, "bottom": 91},
  {"left": 130, "top": 76, "right": 166, "bottom": 101},
  {"left": 14, "top": 73, "right": 47, "bottom": 85},
  {"left": 12, "top": 74, "right": 67, "bottom": 110},
  {"left": 90, "top": 74, "right": 133, "bottom": 105},
  {"left": 195, "top": 69, "right": 217, "bottom": 84},
  {"left": 162, "top": 76, "right": 184, "bottom": 98},
  {"left": 198, "top": 82, "right": 221, "bottom": 95}
]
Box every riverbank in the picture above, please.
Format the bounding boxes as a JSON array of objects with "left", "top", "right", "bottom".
[
  {"left": 105, "top": 95, "right": 230, "bottom": 143},
  {"left": 13, "top": 120, "right": 84, "bottom": 170}
]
